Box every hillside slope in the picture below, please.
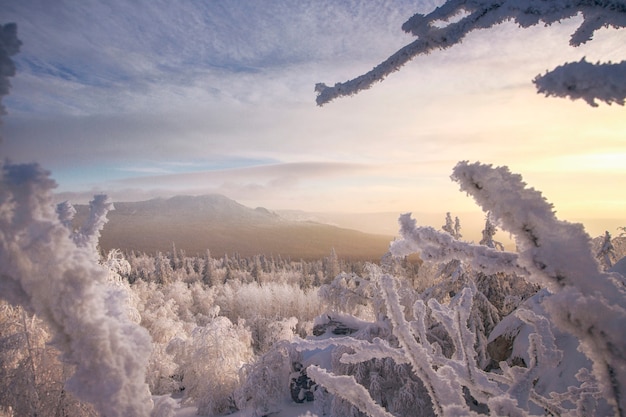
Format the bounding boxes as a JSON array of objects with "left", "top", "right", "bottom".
[{"left": 78, "top": 195, "right": 393, "bottom": 260}]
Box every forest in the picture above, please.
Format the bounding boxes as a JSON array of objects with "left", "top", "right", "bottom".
[
  {"left": 1, "top": 184, "right": 625, "bottom": 416},
  {"left": 1, "top": 1, "right": 626, "bottom": 416}
]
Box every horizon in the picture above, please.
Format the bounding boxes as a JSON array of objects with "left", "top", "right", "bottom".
[
  {"left": 69, "top": 192, "right": 622, "bottom": 244},
  {"left": 2, "top": 1, "right": 625, "bottom": 232}
]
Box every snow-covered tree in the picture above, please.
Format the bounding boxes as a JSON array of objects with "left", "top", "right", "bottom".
[
  {"left": 295, "top": 163, "right": 625, "bottom": 417},
  {"left": 479, "top": 212, "right": 504, "bottom": 251},
  {"left": 454, "top": 216, "right": 462, "bottom": 240},
  {"left": 298, "top": 268, "right": 591, "bottom": 416},
  {"left": 167, "top": 316, "right": 253, "bottom": 416},
  {"left": 318, "top": 272, "right": 377, "bottom": 319},
  {"left": 442, "top": 212, "right": 462, "bottom": 240},
  {"left": 0, "top": 302, "right": 99, "bottom": 416},
  {"left": 597, "top": 230, "right": 616, "bottom": 270},
  {"left": 315, "top": 1, "right": 626, "bottom": 106},
  {"left": 325, "top": 247, "right": 342, "bottom": 282},
  {"left": 235, "top": 341, "right": 297, "bottom": 416}
]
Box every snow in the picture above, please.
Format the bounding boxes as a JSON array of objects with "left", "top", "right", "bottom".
[
  {"left": 167, "top": 395, "right": 317, "bottom": 417},
  {"left": 534, "top": 58, "right": 626, "bottom": 107},
  {"left": 2, "top": 5, "right": 626, "bottom": 416},
  {"left": 3, "top": 161, "right": 626, "bottom": 417},
  {"left": 609, "top": 255, "right": 626, "bottom": 276},
  {"left": 451, "top": 161, "right": 626, "bottom": 414},
  {"left": 0, "top": 164, "right": 153, "bottom": 417}
]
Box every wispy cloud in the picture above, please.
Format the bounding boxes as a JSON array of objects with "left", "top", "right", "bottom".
[{"left": 2, "top": 1, "right": 625, "bottom": 222}]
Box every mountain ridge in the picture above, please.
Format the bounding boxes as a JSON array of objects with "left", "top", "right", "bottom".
[{"left": 76, "top": 194, "right": 393, "bottom": 260}]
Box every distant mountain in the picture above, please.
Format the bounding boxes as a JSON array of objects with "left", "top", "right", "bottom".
[{"left": 77, "top": 194, "right": 393, "bottom": 260}]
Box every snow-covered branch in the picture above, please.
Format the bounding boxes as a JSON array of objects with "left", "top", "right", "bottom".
[
  {"left": 297, "top": 264, "right": 578, "bottom": 416},
  {"left": 534, "top": 58, "right": 626, "bottom": 107},
  {"left": 377, "top": 272, "right": 469, "bottom": 416},
  {"left": 56, "top": 200, "right": 77, "bottom": 228},
  {"left": 316, "top": 0, "right": 626, "bottom": 106},
  {"left": 295, "top": 159, "right": 626, "bottom": 415},
  {"left": 390, "top": 213, "right": 524, "bottom": 276},
  {"left": 0, "top": 162, "right": 154, "bottom": 417},
  {"left": 451, "top": 160, "right": 626, "bottom": 416},
  {"left": 294, "top": 335, "right": 408, "bottom": 366},
  {"left": 73, "top": 194, "right": 114, "bottom": 252},
  {"left": 306, "top": 366, "right": 395, "bottom": 417}
]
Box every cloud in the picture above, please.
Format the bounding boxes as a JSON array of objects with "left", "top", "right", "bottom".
[
  {"left": 3, "top": 1, "right": 626, "bottom": 221},
  {"left": 3, "top": 1, "right": 422, "bottom": 113},
  {"left": 121, "top": 161, "right": 366, "bottom": 184}
]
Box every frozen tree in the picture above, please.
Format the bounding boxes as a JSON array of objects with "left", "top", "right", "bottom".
[
  {"left": 454, "top": 216, "right": 462, "bottom": 240},
  {"left": 442, "top": 212, "right": 462, "bottom": 240},
  {"left": 325, "top": 247, "right": 342, "bottom": 282},
  {"left": 103, "top": 249, "right": 143, "bottom": 324},
  {"left": 168, "top": 316, "right": 253, "bottom": 416},
  {"left": 215, "top": 281, "right": 322, "bottom": 352},
  {"left": 235, "top": 341, "right": 296, "bottom": 416},
  {"left": 442, "top": 212, "right": 454, "bottom": 236},
  {"left": 315, "top": 0, "right": 626, "bottom": 106},
  {"left": 479, "top": 212, "right": 504, "bottom": 251},
  {"left": 296, "top": 266, "right": 605, "bottom": 416},
  {"left": 597, "top": 230, "right": 616, "bottom": 270},
  {"left": 296, "top": 276, "right": 570, "bottom": 416},
  {"left": 0, "top": 301, "right": 100, "bottom": 416},
  {"left": 318, "top": 272, "right": 376, "bottom": 319}
]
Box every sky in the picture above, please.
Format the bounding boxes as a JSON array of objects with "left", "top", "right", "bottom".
[{"left": 2, "top": 0, "right": 626, "bottom": 236}]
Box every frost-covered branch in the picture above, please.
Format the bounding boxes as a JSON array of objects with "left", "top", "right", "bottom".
[
  {"left": 498, "top": 309, "right": 562, "bottom": 412},
  {"left": 316, "top": 1, "right": 626, "bottom": 106},
  {"left": 390, "top": 213, "right": 524, "bottom": 276},
  {"left": 451, "top": 161, "right": 626, "bottom": 416},
  {"left": 0, "top": 162, "right": 154, "bottom": 417},
  {"left": 56, "top": 200, "right": 77, "bottom": 228},
  {"left": 296, "top": 259, "right": 596, "bottom": 416},
  {"left": 534, "top": 59, "right": 626, "bottom": 107},
  {"left": 0, "top": 25, "right": 158, "bottom": 415},
  {"left": 451, "top": 161, "right": 618, "bottom": 295},
  {"left": 306, "top": 366, "right": 395, "bottom": 417},
  {"left": 294, "top": 336, "right": 408, "bottom": 366},
  {"left": 377, "top": 272, "right": 469, "bottom": 416},
  {"left": 73, "top": 194, "right": 114, "bottom": 251}
]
